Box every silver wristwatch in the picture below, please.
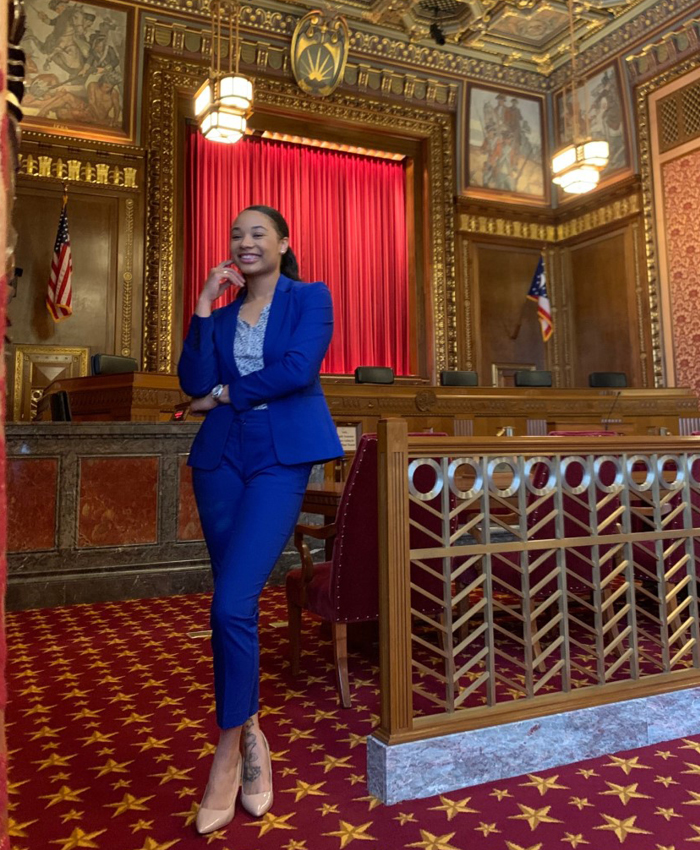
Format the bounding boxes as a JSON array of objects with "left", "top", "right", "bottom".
[{"left": 210, "top": 383, "right": 225, "bottom": 402}]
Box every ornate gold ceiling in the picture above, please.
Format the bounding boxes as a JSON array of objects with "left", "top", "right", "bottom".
[{"left": 279, "top": 0, "right": 666, "bottom": 74}]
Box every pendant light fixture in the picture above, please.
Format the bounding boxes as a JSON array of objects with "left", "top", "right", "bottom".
[
  {"left": 194, "top": 0, "right": 253, "bottom": 144},
  {"left": 551, "top": 0, "right": 609, "bottom": 194}
]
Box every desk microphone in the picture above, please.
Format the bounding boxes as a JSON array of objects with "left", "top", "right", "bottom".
[{"left": 602, "top": 390, "right": 622, "bottom": 426}]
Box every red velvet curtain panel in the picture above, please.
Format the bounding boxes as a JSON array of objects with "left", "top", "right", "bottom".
[{"left": 184, "top": 130, "right": 410, "bottom": 374}]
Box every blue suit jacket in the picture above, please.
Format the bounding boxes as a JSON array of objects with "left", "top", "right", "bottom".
[{"left": 178, "top": 275, "right": 344, "bottom": 470}]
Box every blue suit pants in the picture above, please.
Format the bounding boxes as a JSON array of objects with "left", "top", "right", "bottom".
[{"left": 193, "top": 409, "right": 312, "bottom": 728}]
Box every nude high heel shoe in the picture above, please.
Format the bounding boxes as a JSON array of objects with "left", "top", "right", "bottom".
[
  {"left": 240, "top": 732, "right": 274, "bottom": 817},
  {"left": 195, "top": 755, "right": 242, "bottom": 835}
]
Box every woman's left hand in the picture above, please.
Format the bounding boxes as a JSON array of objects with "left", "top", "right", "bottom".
[
  {"left": 190, "top": 394, "right": 219, "bottom": 413},
  {"left": 189, "top": 385, "right": 230, "bottom": 413}
]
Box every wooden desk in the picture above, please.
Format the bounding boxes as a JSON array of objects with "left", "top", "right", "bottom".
[
  {"left": 43, "top": 373, "right": 188, "bottom": 422},
  {"left": 321, "top": 384, "right": 700, "bottom": 439}
]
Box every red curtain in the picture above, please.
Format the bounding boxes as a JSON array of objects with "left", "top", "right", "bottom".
[{"left": 184, "top": 129, "right": 410, "bottom": 374}]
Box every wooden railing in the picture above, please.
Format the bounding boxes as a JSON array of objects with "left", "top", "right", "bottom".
[{"left": 376, "top": 419, "right": 700, "bottom": 745}]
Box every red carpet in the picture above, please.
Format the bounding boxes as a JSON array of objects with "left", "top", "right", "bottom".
[{"left": 6, "top": 586, "right": 700, "bottom": 850}]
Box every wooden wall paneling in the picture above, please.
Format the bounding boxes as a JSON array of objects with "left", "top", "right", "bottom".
[
  {"left": 13, "top": 184, "right": 118, "bottom": 352},
  {"left": 472, "top": 241, "right": 547, "bottom": 386},
  {"left": 567, "top": 226, "right": 644, "bottom": 388},
  {"left": 10, "top": 175, "right": 145, "bottom": 419}
]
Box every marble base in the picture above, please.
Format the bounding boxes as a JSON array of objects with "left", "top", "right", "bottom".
[{"left": 367, "top": 687, "right": 700, "bottom": 804}]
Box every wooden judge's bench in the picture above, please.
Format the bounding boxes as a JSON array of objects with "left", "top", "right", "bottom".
[
  {"left": 6, "top": 372, "right": 700, "bottom": 611},
  {"left": 41, "top": 372, "right": 700, "bottom": 437}
]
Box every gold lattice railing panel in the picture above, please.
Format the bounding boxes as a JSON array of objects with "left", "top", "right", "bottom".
[{"left": 377, "top": 424, "right": 700, "bottom": 743}]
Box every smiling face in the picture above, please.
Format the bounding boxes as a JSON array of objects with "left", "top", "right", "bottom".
[{"left": 229, "top": 210, "right": 288, "bottom": 278}]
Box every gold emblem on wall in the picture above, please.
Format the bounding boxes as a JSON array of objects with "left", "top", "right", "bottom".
[{"left": 291, "top": 11, "right": 349, "bottom": 97}]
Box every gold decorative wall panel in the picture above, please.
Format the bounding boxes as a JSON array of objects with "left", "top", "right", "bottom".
[
  {"left": 637, "top": 56, "right": 700, "bottom": 389},
  {"left": 143, "top": 55, "right": 455, "bottom": 375}
]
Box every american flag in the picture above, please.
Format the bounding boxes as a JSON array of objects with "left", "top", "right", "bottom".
[
  {"left": 527, "top": 255, "right": 553, "bottom": 342},
  {"left": 46, "top": 198, "right": 73, "bottom": 322}
]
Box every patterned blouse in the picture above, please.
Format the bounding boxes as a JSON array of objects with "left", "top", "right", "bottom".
[{"left": 233, "top": 302, "right": 271, "bottom": 410}]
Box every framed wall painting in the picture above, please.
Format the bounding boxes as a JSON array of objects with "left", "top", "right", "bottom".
[
  {"left": 464, "top": 85, "right": 548, "bottom": 205},
  {"left": 21, "top": 0, "right": 137, "bottom": 143},
  {"left": 553, "top": 60, "right": 632, "bottom": 199}
]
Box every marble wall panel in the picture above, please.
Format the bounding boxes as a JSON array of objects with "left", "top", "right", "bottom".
[
  {"left": 177, "top": 456, "right": 203, "bottom": 541},
  {"left": 7, "top": 458, "right": 58, "bottom": 551},
  {"left": 78, "top": 456, "right": 159, "bottom": 547}
]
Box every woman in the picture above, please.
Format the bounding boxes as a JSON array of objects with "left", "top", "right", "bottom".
[{"left": 178, "top": 205, "right": 343, "bottom": 835}]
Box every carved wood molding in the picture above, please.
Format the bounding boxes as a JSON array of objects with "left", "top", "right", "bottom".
[{"left": 143, "top": 54, "right": 456, "bottom": 374}]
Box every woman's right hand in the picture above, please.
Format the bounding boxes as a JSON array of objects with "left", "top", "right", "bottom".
[{"left": 196, "top": 262, "right": 245, "bottom": 316}]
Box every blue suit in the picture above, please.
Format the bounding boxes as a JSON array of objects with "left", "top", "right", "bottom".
[
  {"left": 178, "top": 275, "right": 343, "bottom": 468},
  {"left": 178, "top": 275, "right": 343, "bottom": 728}
]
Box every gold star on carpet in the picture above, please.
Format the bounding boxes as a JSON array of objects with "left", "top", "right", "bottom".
[
  {"left": 600, "top": 782, "right": 651, "bottom": 805},
  {"left": 504, "top": 844, "right": 543, "bottom": 850},
  {"left": 474, "top": 823, "right": 500, "bottom": 837},
  {"left": 112, "top": 778, "right": 131, "bottom": 791},
  {"left": 307, "top": 709, "right": 339, "bottom": 723},
  {"left": 428, "top": 795, "right": 478, "bottom": 820},
  {"left": 173, "top": 801, "right": 199, "bottom": 826},
  {"left": 105, "top": 793, "right": 154, "bottom": 817},
  {"left": 655, "top": 807, "right": 680, "bottom": 821},
  {"left": 314, "top": 754, "right": 354, "bottom": 773},
  {"left": 33, "top": 753, "right": 76, "bottom": 771},
  {"left": 318, "top": 803, "right": 340, "bottom": 816},
  {"left": 189, "top": 742, "right": 216, "bottom": 759},
  {"left": 149, "top": 765, "right": 194, "bottom": 784},
  {"left": 90, "top": 758, "right": 132, "bottom": 777},
  {"left": 684, "top": 762, "right": 700, "bottom": 776},
  {"left": 685, "top": 824, "right": 700, "bottom": 842},
  {"left": 520, "top": 774, "right": 568, "bottom": 795},
  {"left": 569, "top": 796, "right": 593, "bottom": 811},
  {"left": 577, "top": 768, "right": 598, "bottom": 779},
  {"left": 8, "top": 817, "right": 38, "bottom": 838},
  {"left": 259, "top": 704, "right": 285, "bottom": 717},
  {"left": 655, "top": 776, "right": 678, "bottom": 788},
  {"left": 655, "top": 750, "right": 676, "bottom": 760},
  {"left": 70, "top": 708, "right": 102, "bottom": 720},
  {"left": 339, "top": 733, "right": 366, "bottom": 749},
  {"left": 682, "top": 739, "right": 700, "bottom": 753},
  {"left": 655, "top": 844, "right": 676, "bottom": 850},
  {"left": 403, "top": 831, "right": 461, "bottom": 850},
  {"left": 604, "top": 756, "right": 651, "bottom": 775},
  {"left": 281, "top": 780, "right": 327, "bottom": 802},
  {"left": 394, "top": 812, "right": 418, "bottom": 825},
  {"left": 175, "top": 786, "right": 197, "bottom": 799},
  {"left": 562, "top": 834, "right": 589, "bottom": 848},
  {"left": 281, "top": 841, "right": 307, "bottom": 850},
  {"left": 119, "top": 712, "right": 153, "bottom": 726},
  {"left": 29, "top": 724, "right": 65, "bottom": 741},
  {"left": 168, "top": 717, "right": 204, "bottom": 732},
  {"left": 48, "top": 826, "right": 106, "bottom": 849},
  {"left": 39, "top": 786, "right": 89, "bottom": 807},
  {"left": 283, "top": 728, "right": 315, "bottom": 742},
  {"left": 79, "top": 731, "right": 117, "bottom": 746},
  {"left": 309, "top": 743, "right": 326, "bottom": 753},
  {"left": 59, "top": 809, "right": 83, "bottom": 824},
  {"left": 126, "top": 838, "right": 180, "bottom": 850},
  {"left": 272, "top": 749, "right": 290, "bottom": 763},
  {"left": 353, "top": 794, "right": 382, "bottom": 811},
  {"left": 243, "top": 810, "right": 296, "bottom": 837},
  {"left": 134, "top": 736, "right": 173, "bottom": 753},
  {"left": 490, "top": 788, "right": 512, "bottom": 801},
  {"left": 323, "top": 819, "right": 376, "bottom": 848},
  {"left": 510, "top": 804, "right": 563, "bottom": 831},
  {"left": 281, "top": 767, "right": 298, "bottom": 778},
  {"left": 594, "top": 814, "right": 652, "bottom": 842},
  {"left": 346, "top": 774, "right": 365, "bottom": 785}
]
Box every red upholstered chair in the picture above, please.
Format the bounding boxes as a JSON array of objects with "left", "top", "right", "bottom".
[{"left": 286, "top": 433, "right": 453, "bottom": 707}]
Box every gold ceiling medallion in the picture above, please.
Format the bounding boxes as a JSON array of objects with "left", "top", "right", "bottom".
[{"left": 291, "top": 11, "right": 349, "bottom": 97}]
